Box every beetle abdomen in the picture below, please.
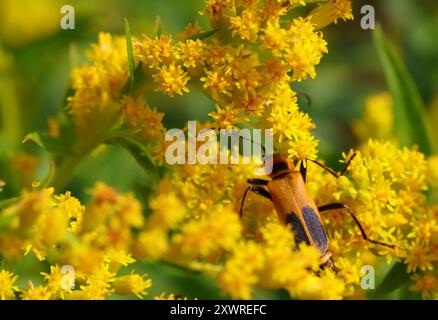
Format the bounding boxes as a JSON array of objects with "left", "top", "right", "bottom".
[
  {"left": 286, "top": 212, "right": 311, "bottom": 247},
  {"left": 302, "top": 206, "right": 329, "bottom": 254}
]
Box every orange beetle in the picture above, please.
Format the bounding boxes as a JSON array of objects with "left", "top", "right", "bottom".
[{"left": 240, "top": 153, "right": 395, "bottom": 267}]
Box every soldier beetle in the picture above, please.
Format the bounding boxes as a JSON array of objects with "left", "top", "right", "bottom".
[{"left": 240, "top": 152, "right": 395, "bottom": 268}]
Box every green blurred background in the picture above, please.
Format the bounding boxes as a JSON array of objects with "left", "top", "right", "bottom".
[{"left": 0, "top": 0, "right": 437, "bottom": 299}]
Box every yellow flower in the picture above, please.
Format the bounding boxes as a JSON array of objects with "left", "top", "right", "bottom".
[
  {"left": 261, "top": 20, "right": 288, "bottom": 55},
  {"left": 55, "top": 192, "right": 85, "bottom": 232},
  {"left": 122, "top": 96, "right": 165, "bottom": 141},
  {"left": 288, "top": 135, "right": 319, "bottom": 160},
  {"left": 112, "top": 273, "right": 152, "bottom": 298},
  {"left": 309, "top": 0, "right": 354, "bottom": 29},
  {"left": 179, "top": 39, "right": 206, "bottom": 69},
  {"left": 405, "top": 242, "right": 433, "bottom": 273},
  {"left": 291, "top": 271, "right": 345, "bottom": 300},
  {"left": 284, "top": 17, "right": 328, "bottom": 81},
  {"left": 0, "top": 270, "right": 18, "bottom": 300},
  {"left": 205, "top": 0, "right": 233, "bottom": 21},
  {"left": 21, "top": 284, "right": 51, "bottom": 300},
  {"left": 172, "top": 205, "right": 242, "bottom": 258},
  {"left": 230, "top": 9, "right": 261, "bottom": 43},
  {"left": 354, "top": 92, "right": 394, "bottom": 141},
  {"left": 209, "top": 104, "right": 242, "bottom": 129},
  {"left": 411, "top": 274, "right": 438, "bottom": 300},
  {"left": 28, "top": 206, "right": 70, "bottom": 260},
  {"left": 104, "top": 249, "right": 136, "bottom": 273},
  {"left": 153, "top": 63, "right": 190, "bottom": 97},
  {"left": 427, "top": 155, "right": 438, "bottom": 187},
  {"left": 68, "top": 33, "right": 128, "bottom": 134},
  {"left": 148, "top": 192, "right": 187, "bottom": 230},
  {"left": 133, "top": 228, "right": 169, "bottom": 260},
  {"left": 218, "top": 241, "right": 264, "bottom": 299},
  {"left": 41, "top": 265, "right": 72, "bottom": 299},
  {"left": 201, "top": 69, "right": 233, "bottom": 100},
  {"left": 137, "top": 35, "right": 177, "bottom": 67}
]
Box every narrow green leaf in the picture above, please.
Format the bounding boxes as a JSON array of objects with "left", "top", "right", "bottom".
[
  {"left": 107, "top": 137, "right": 159, "bottom": 187},
  {"left": 124, "top": 18, "right": 135, "bottom": 94},
  {"left": 23, "top": 132, "right": 73, "bottom": 156},
  {"left": 188, "top": 29, "right": 218, "bottom": 41},
  {"left": 373, "top": 26, "right": 436, "bottom": 155},
  {"left": 373, "top": 262, "right": 409, "bottom": 299},
  {"left": 40, "top": 161, "right": 56, "bottom": 189},
  {"left": 154, "top": 16, "right": 163, "bottom": 37}
]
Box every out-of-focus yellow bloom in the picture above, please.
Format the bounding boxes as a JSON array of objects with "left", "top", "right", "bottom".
[
  {"left": 133, "top": 228, "right": 169, "bottom": 260},
  {"left": 427, "top": 155, "right": 438, "bottom": 187},
  {"left": 218, "top": 241, "right": 264, "bottom": 300},
  {"left": 147, "top": 192, "right": 187, "bottom": 230},
  {"left": 179, "top": 22, "right": 203, "bottom": 40},
  {"left": 11, "top": 153, "right": 38, "bottom": 189},
  {"left": 0, "top": 0, "right": 61, "bottom": 47},
  {"left": 354, "top": 92, "right": 394, "bottom": 141},
  {"left": 411, "top": 274, "right": 438, "bottom": 300},
  {"left": 112, "top": 273, "right": 152, "bottom": 298},
  {"left": 0, "top": 183, "right": 150, "bottom": 300},
  {"left": 155, "top": 293, "right": 190, "bottom": 300},
  {"left": 171, "top": 205, "right": 242, "bottom": 258}
]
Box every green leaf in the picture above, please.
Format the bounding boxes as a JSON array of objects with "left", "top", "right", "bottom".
[
  {"left": 107, "top": 136, "right": 159, "bottom": 187},
  {"left": 23, "top": 132, "right": 73, "bottom": 156},
  {"left": 154, "top": 16, "right": 163, "bottom": 37},
  {"left": 373, "top": 262, "right": 409, "bottom": 299},
  {"left": 124, "top": 18, "right": 135, "bottom": 94},
  {"left": 188, "top": 29, "right": 218, "bottom": 41},
  {"left": 373, "top": 26, "right": 436, "bottom": 155}
]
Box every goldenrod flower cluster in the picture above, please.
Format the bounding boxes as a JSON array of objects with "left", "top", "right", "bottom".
[
  {"left": 0, "top": 184, "right": 151, "bottom": 300},
  {"left": 3, "top": 0, "right": 438, "bottom": 301},
  {"left": 66, "top": 0, "right": 353, "bottom": 162}
]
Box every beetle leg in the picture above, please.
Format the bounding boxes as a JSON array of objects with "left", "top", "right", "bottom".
[
  {"left": 239, "top": 186, "right": 272, "bottom": 218},
  {"left": 308, "top": 153, "right": 358, "bottom": 178},
  {"left": 318, "top": 203, "right": 396, "bottom": 249},
  {"left": 300, "top": 160, "right": 307, "bottom": 182}
]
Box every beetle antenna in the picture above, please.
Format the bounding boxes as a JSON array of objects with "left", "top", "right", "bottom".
[{"left": 228, "top": 130, "right": 266, "bottom": 158}]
